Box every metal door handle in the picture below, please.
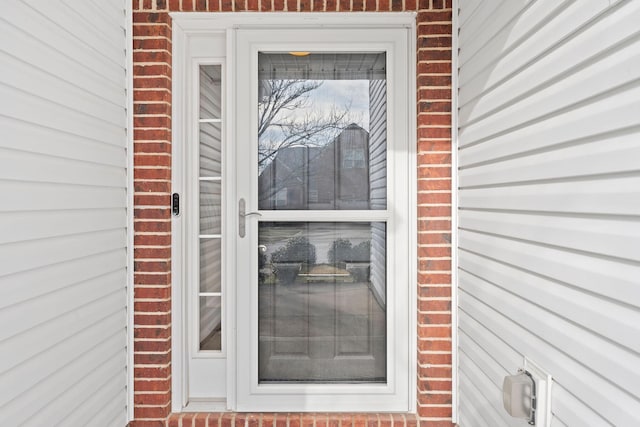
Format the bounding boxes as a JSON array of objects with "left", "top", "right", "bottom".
[{"left": 239, "top": 198, "right": 261, "bottom": 237}]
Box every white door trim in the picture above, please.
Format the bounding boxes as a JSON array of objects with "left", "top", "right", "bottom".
[{"left": 171, "top": 12, "right": 417, "bottom": 413}]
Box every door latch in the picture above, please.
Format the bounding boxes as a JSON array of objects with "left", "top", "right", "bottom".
[{"left": 238, "top": 198, "right": 261, "bottom": 237}]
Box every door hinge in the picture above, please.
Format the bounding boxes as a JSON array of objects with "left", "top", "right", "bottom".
[{"left": 172, "top": 193, "right": 180, "bottom": 216}]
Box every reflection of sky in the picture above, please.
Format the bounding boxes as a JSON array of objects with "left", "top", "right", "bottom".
[{"left": 290, "top": 80, "right": 370, "bottom": 131}]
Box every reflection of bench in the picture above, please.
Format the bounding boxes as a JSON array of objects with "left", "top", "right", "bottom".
[{"left": 298, "top": 273, "right": 351, "bottom": 282}]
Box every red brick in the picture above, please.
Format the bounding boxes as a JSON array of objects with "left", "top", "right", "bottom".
[
  {"left": 134, "top": 168, "right": 171, "bottom": 181},
  {"left": 134, "top": 181, "right": 171, "bottom": 193},
  {"left": 418, "top": 338, "right": 451, "bottom": 352},
  {"left": 134, "top": 89, "right": 171, "bottom": 102},
  {"left": 135, "top": 299, "right": 171, "bottom": 312},
  {"left": 418, "top": 259, "right": 451, "bottom": 271},
  {"left": 134, "top": 50, "right": 172, "bottom": 64},
  {"left": 134, "top": 128, "right": 171, "bottom": 141},
  {"left": 134, "top": 325, "right": 171, "bottom": 339},
  {"left": 418, "top": 219, "right": 451, "bottom": 231},
  {"left": 134, "top": 312, "right": 171, "bottom": 326},
  {"left": 133, "top": 23, "right": 171, "bottom": 38},
  {"left": 134, "top": 234, "right": 171, "bottom": 246},
  {"left": 418, "top": 284, "right": 451, "bottom": 298},
  {"left": 417, "top": 406, "right": 452, "bottom": 419},
  {"left": 418, "top": 312, "right": 451, "bottom": 324},
  {"left": 133, "top": 404, "right": 170, "bottom": 419},
  {"left": 134, "top": 390, "right": 171, "bottom": 405},
  {"left": 418, "top": 272, "right": 452, "bottom": 285},
  {"left": 134, "top": 207, "right": 171, "bottom": 220}
]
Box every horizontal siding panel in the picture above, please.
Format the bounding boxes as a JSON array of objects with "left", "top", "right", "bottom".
[
  {"left": 27, "top": 351, "right": 126, "bottom": 427},
  {"left": 54, "top": 1, "right": 126, "bottom": 53},
  {"left": 1, "top": 181, "right": 125, "bottom": 212},
  {"left": 459, "top": 176, "right": 640, "bottom": 215},
  {"left": 457, "top": 0, "right": 482, "bottom": 28},
  {"left": 0, "top": 50, "right": 126, "bottom": 128},
  {"left": 458, "top": 229, "right": 640, "bottom": 308},
  {"left": 460, "top": 80, "right": 640, "bottom": 152},
  {"left": 459, "top": 134, "right": 640, "bottom": 186},
  {"left": 0, "top": 226, "right": 125, "bottom": 279},
  {"left": 458, "top": 0, "right": 566, "bottom": 70},
  {"left": 459, "top": 0, "right": 609, "bottom": 105},
  {"left": 0, "top": 148, "right": 126, "bottom": 187},
  {"left": 87, "top": 0, "right": 127, "bottom": 31},
  {"left": 0, "top": 250, "right": 126, "bottom": 309},
  {"left": 457, "top": 0, "right": 502, "bottom": 49},
  {"left": 459, "top": 210, "right": 640, "bottom": 262},
  {"left": 551, "top": 384, "right": 611, "bottom": 427},
  {"left": 460, "top": 1, "right": 640, "bottom": 126},
  {"left": 0, "top": 314, "right": 126, "bottom": 424},
  {"left": 56, "top": 368, "right": 128, "bottom": 427},
  {"left": 0, "top": 84, "right": 125, "bottom": 146},
  {"left": 458, "top": 356, "right": 511, "bottom": 427},
  {"left": 458, "top": 0, "right": 533, "bottom": 69},
  {"left": 457, "top": 371, "right": 506, "bottom": 427},
  {"left": 2, "top": 116, "right": 126, "bottom": 165},
  {"left": 458, "top": 289, "right": 631, "bottom": 426},
  {"left": 0, "top": 269, "right": 126, "bottom": 352},
  {"left": 461, "top": 46, "right": 640, "bottom": 145},
  {"left": 0, "top": 209, "right": 126, "bottom": 245},
  {"left": 0, "top": 18, "right": 123, "bottom": 106},
  {"left": 1, "top": 2, "right": 124, "bottom": 85},
  {"left": 459, "top": 249, "right": 640, "bottom": 354}
]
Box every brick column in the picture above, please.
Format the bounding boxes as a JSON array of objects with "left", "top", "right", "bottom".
[
  {"left": 416, "top": 1, "right": 454, "bottom": 426},
  {"left": 132, "top": 4, "right": 173, "bottom": 425}
]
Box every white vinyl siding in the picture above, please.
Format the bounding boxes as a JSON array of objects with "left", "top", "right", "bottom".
[
  {"left": 456, "top": 1, "right": 640, "bottom": 426},
  {"left": 0, "top": 1, "right": 128, "bottom": 425},
  {"left": 369, "top": 80, "right": 387, "bottom": 306}
]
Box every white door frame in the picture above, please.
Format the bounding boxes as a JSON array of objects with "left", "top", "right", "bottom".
[{"left": 171, "top": 12, "right": 417, "bottom": 413}]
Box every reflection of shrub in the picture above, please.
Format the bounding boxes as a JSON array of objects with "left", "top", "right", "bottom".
[
  {"left": 258, "top": 248, "right": 267, "bottom": 284},
  {"left": 328, "top": 239, "right": 371, "bottom": 263},
  {"left": 327, "top": 238, "right": 353, "bottom": 264},
  {"left": 271, "top": 236, "right": 317, "bottom": 265},
  {"left": 351, "top": 241, "right": 371, "bottom": 262},
  {"left": 271, "top": 237, "right": 316, "bottom": 284},
  {"left": 272, "top": 263, "right": 300, "bottom": 284}
]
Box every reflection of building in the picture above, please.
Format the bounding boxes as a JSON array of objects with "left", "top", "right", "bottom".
[{"left": 258, "top": 123, "right": 371, "bottom": 210}]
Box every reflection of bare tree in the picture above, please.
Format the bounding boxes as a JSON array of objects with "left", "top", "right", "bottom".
[{"left": 258, "top": 79, "right": 351, "bottom": 170}]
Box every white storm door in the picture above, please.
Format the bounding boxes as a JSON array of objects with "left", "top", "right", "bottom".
[{"left": 234, "top": 24, "right": 414, "bottom": 412}]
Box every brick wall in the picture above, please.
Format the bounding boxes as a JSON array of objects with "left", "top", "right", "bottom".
[{"left": 131, "top": 0, "right": 453, "bottom": 426}]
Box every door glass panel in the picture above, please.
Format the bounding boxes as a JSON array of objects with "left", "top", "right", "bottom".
[
  {"left": 200, "top": 296, "right": 222, "bottom": 351},
  {"left": 257, "top": 53, "right": 387, "bottom": 210},
  {"left": 200, "top": 239, "right": 221, "bottom": 293},
  {"left": 199, "top": 64, "right": 223, "bottom": 351},
  {"left": 200, "top": 181, "right": 221, "bottom": 235},
  {"left": 258, "top": 222, "right": 387, "bottom": 383}
]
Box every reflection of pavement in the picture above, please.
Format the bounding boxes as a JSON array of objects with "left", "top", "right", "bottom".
[
  {"left": 258, "top": 281, "right": 386, "bottom": 382},
  {"left": 259, "top": 223, "right": 372, "bottom": 264}
]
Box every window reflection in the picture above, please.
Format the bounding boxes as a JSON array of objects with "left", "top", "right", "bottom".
[
  {"left": 257, "top": 52, "right": 387, "bottom": 211},
  {"left": 258, "top": 222, "right": 387, "bottom": 383}
]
